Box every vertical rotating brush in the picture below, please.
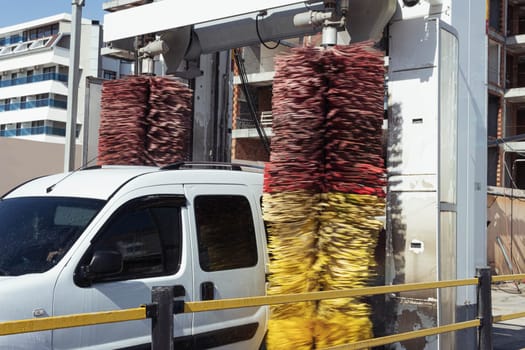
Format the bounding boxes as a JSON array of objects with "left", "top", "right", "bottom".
[
  {"left": 98, "top": 77, "right": 150, "bottom": 165},
  {"left": 264, "top": 48, "right": 325, "bottom": 349},
  {"left": 145, "top": 77, "right": 193, "bottom": 165},
  {"left": 98, "top": 76, "right": 192, "bottom": 166},
  {"left": 315, "top": 44, "right": 386, "bottom": 348},
  {"left": 264, "top": 42, "right": 385, "bottom": 349}
]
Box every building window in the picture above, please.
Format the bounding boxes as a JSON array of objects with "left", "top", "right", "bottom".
[
  {"left": 43, "top": 66, "right": 55, "bottom": 80},
  {"left": 31, "top": 120, "right": 44, "bottom": 135},
  {"left": 103, "top": 70, "right": 117, "bottom": 80},
  {"left": 487, "top": 95, "right": 501, "bottom": 186},
  {"left": 488, "top": 40, "right": 501, "bottom": 87},
  {"left": 23, "top": 24, "right": 59, "bottom": 42},
  {"left": 489, "top": 0, "right": 502, "bottom": 32}
]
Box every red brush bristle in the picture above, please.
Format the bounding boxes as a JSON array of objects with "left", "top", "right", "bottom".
[{"left": 98, "top": 76, "right": 193, "bottom": 166}]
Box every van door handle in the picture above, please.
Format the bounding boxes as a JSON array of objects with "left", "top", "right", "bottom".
[{"left": 201, "top": 281, "right": 214, "bottom": 300}]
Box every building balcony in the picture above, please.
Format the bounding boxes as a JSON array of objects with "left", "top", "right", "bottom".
[
  {"left": 505, "top": 87, "right": 525, "bottom": 103},
  {"left": 0, "top": 125, "right": 65, "bottom": 138},
  {"left": 0, "top": 45, "right": 69, "bottom": 73},
  {"left": 233, "top": 111, "right": 273, "bottom": 139},
  {"left": 103, "top": 0, "right": 152, "bottom": 12},
  {"left": 0, "top": 72, "right": 67, "bottom": 88},
  {"left": 0, "top": 104, "right": 67, "bottom": 125},
  {"left": 0, "top": 79, "right": 67, "bottom": 101},
  {"left": 0, "top": 98, "right": 67, "bottom": 112},
  {"left": 233, "top": 71, "right": 274, "bottom": 86},
  {"left": 507, "top": 34, "right": 525, "bottom": 54}
]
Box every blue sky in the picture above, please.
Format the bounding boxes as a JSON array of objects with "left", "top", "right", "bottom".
[{"left": 0, "top": 0, "right": 106, "bottom": 28}]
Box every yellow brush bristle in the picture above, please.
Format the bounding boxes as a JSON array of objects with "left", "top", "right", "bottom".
[{"left": 268, "top": 318, "right": 316, "bottom": 350}]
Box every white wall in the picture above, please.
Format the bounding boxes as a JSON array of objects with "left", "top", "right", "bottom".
[{"left": 0, "top": 138, "right": 81, "bottom": 195}]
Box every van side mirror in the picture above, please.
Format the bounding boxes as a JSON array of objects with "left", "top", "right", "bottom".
[{"left": 76, "top": 250, "right": 123, "bottom": 286}]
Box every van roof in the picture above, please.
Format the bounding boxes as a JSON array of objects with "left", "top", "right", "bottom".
[{"left": 3, "top": 164, "right": 263, "bottom": 201}]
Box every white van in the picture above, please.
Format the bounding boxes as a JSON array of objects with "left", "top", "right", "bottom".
[{"left": 0, "top": 164, "right": 268, "bottom": 349}]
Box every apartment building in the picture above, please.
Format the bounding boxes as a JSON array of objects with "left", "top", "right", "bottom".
[
  {"left": 486, "top": 0, "right": 525, "bottom": 277},
  {"left": 0, "top": 14, "right": 132, "bottom": 144},
  {"left": 487, "top": 0, "right": 525, "bottom": 187}
]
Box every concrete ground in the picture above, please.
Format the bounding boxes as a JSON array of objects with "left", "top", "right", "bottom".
[{"left": 492, "top": 282, "right": 525, "bottom": 350}]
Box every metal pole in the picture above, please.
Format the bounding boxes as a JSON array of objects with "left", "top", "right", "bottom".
[
  {"left": 64, "top": 0, "right": 85, "bottom": 172},
  {"left": 476, "top": 267, "right": 493, "bottom": 350},
  {"left": 151, "top": 286, "right": 174, "bottom": 350}
]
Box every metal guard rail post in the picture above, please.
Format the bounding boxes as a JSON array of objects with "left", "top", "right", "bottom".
[{"left": 477, "top": 267, "right": 493, "bottom": 350}]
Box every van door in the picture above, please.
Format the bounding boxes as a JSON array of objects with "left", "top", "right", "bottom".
[
  {"left": 185, "top": 184, "right": 267, "bottom": 349},
  {"left": 52, "top": 189, "right": 193, "bottom": 349}
]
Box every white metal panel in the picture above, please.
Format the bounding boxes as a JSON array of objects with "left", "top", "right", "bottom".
[
  {"left": 103, "top": 0, "right": 308, "bottom": 42},
  {"left": 389, "top": 18, "right": 440, "bottom": 176},
  {"left": 389, "top": 17, "right": 439, "bottom": 72},
  {"left": 389, "top": 190, "right": 438, "bottom": 297},
  {"left": 392, "top": 0, "right": 451, "bottom": 22},
  {"left": 388, "top": 68, "right": 439, "bottom": 175}
]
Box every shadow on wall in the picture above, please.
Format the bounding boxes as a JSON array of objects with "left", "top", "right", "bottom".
[
  {"left": 0, "top": 138, "right": 82, "bottom": 195},
  {"left": 368, "top": 102, "right": 407, "bottom": 345},
  {"left": 382, "top": 101, "right": 439, "bottom": 350},
  {"left": 487, "top": 187, "right": 525, "bottom": 275}
]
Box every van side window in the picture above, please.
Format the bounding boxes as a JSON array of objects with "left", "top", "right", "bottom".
[
  {"left": 85, "top": 197, "right": 183, "bottom": 283},
  {"left": 194, "top": 195, "right": 258, "bottom": 271}
]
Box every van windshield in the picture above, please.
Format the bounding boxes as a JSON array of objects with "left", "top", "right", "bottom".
[{"left": 0, "top": 196, "right": 105, "bottom": 276}]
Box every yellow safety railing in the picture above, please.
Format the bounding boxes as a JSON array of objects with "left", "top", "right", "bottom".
[
  {"left": 323, "top": 320, "right": 482, "bottom": 350},
  {"left": 183, "top": 278, "right": 479, "bottom": 313},
  {"left": 492, "top": 273, "right": 525, "bottom": 323},
  {"left": 0, "top": 307, "right": 147, "bottom": 336},
  {"left": 1, "top": 271, "right": 525, "bottom": 350}
]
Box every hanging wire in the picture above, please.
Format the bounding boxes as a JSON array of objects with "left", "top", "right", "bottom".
[
  {"left": 256, "top": 11, "right": 280, "bottom": 50},
  {"left": 233, "top": 48, "right": 271, "bottom": 155}
]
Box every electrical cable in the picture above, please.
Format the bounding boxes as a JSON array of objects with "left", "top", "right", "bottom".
[
  {"left": 256, "top": 12, "right": 280, "bottom": 50},
  {"left": 233, "top": 49, "right": 271, "bottom": 155}
]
